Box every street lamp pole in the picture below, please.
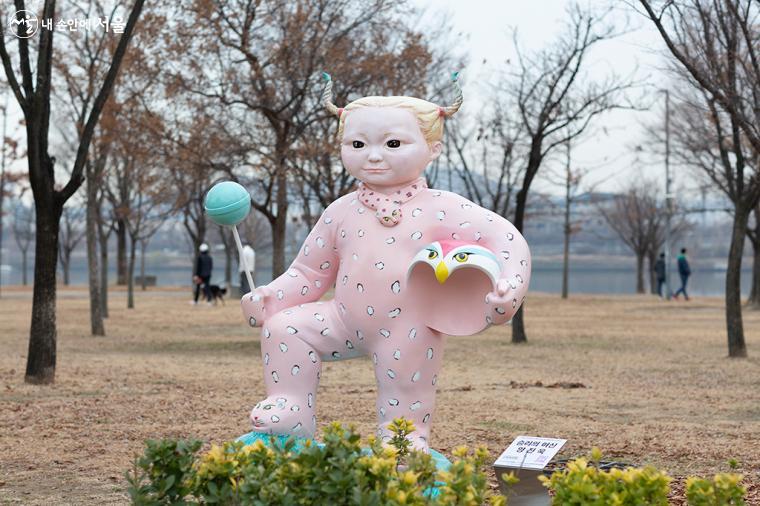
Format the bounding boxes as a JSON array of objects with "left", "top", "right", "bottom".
[{"left": 664, "top": 89, "right": 673, "bottom": 301}]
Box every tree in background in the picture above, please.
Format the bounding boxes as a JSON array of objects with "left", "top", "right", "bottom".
[
  {"left": 0, "top": 0, "right": 145, "bottom": 384},
  {"left": 57, "top": 205, "right": 85, "bottom": 285},
  {"left": 501, "top": 3, "right": 637, "bottom": 343},
  {"left": 748, "top": 202, "right": 760, "bottom": 309},
  {"left": 637, "top": 0, "right": 759, "bottom": 357},
  {"left": 12, "top": 200, "right": 34, "bottom": 286}
]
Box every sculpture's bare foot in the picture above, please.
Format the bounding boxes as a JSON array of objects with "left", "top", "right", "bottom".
[{"left": 249, "top": 395, "right": 314, "bottom": 437}]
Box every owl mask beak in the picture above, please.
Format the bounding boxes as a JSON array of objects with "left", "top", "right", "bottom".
[{"left": 435, "top": 261, "right": 449, "bottom": 284}]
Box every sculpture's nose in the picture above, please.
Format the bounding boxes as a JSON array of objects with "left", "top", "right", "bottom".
[{"left": 368, "top": 147, "right": 382, "bottom": 163}]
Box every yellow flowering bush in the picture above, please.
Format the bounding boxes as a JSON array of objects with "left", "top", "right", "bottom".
[
  {"left": 685, "top": 472, "right": 746, "bottom": 505},
  {"left": 127, "top": 418, "right": 506, "bottom": 505}
]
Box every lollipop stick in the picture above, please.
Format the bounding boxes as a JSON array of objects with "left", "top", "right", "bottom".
[{"left": 232, "top": 226, "right": 255, "bottom": 291}]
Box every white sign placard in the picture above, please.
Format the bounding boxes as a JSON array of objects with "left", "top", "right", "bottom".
[{"left": 493, "top": 436, "right": 567, "bottom": 470}]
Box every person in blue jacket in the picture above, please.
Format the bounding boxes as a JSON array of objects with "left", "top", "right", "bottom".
[{"left": 673, "top": 247, "right": 691, "bottom": 301}]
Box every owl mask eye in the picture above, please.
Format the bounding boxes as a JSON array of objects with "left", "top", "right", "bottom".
[
  {"left": 455, "top": 252, "right": 470, "bottom": 262},
  {"left": 427, "top": 250, "right": 438, "bottom": 260}
]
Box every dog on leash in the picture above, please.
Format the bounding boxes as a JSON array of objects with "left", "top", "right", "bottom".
[{"left": 208, "top": 285, "right": 227, "bottom": 305}]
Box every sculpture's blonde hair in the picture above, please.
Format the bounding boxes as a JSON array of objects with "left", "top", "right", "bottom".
[{"left": 321, "top": 72, "right": 463, "bottom": 144}]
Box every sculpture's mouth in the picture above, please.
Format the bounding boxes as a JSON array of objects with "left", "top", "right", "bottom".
[{"left": 363, "top": 167, "right": 388, "bottom": 173}]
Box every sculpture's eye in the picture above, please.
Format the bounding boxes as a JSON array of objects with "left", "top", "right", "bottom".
[
  {"left": 455, "top": 252, "right": 469, "bottom": 263},
  {"left": 352, "top": 140, "right": 365, "bottom": 148},
  {"left": 386, "top": 139, "right": 401, "bottom": 148},
  {"left": 427, "top": 250, "right": 438, "bottom": 260},
  {"left": 263, "top": 404, "right": 273, "bottom": 410}
]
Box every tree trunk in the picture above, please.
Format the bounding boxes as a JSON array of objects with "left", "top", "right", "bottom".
[
  {"left": 635, "top": 254, "right": 645, "bottom": 294},
  {"left": 127, "top": 235, "right": 136, "bottom": 309},
  {"left": 725, "top": 209, "right": 748, "bottom": 357},
  {"left": 748, "top": 205, "right": 760, "bottom": 309},
  {"left": 561, "top": 197, "right": 570, "bottom": 300},
  {"left": 511, "top": 186, "right": 530, "bottom": 343},
  {"left": 271, "top": 163, "right": 289, "bottom": 278},
  {"left": 140, "top": 239, "right": 147, "bottom": 291},
  {"left": 62, "top": 252, "right": 71, "bottom": 285},
  {"left": 85, "top": 167, "right": 105, "bottom": 336},
  {"left": 25, "top": 202, "right": 62, "bottom": 384},
  {"left": 647, "top": 252, "right": 657, "bottom": 295},
  {"left": 116, "top": 219, "right": 127, "bottom": 285},
  {"left": 98, "top": 221, "right": 109, "bottom": 318},
  {"left": 22, "top": 249, "right": 28, "bottom": 286}
]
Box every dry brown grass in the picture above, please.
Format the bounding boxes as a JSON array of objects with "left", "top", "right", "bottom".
[{"left": 1, "top": 285, "right": 759, "bottom": 505}]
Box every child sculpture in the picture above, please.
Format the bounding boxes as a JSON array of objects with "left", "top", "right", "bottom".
[{"left": 241, "top": 74, "right": 531, "bottom": 451}]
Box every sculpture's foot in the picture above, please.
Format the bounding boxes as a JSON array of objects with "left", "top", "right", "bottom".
[{"left": 249, "top": 395, "right": 314, "bottom": 437}]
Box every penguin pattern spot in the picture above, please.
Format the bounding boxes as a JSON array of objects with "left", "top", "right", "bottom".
[
  {"left": 459, "top": 221, "right": 471, "bottom": 228},
  {"left": 309, "top": 351, "right": 317, "bottom": 363},
  {"left": 320, "top": 328, "right": 330, "bottom": 336},
  {"left": 287, "top": 270, "right": 298, "bottom": 278},
  {"left": 451, "top": 232, "right": 460, "bottom": 240},
  {"left": 391, "top": 280, "right": 401, "bottom": 294},
  {"left": 279, "top": 343, "right": 289, "bottom": 352},
  {"left": 292, "top": 422, "right": 302, "bottom": 431},
  {"left": 412, "top": 208, "right": 422, "bottom": 217},
  {"left": 387, "top": 369, "right": 396, "bottom": 379},
  {"left": 340, "top": 229, "right": 346, "bottom": 238},
  {"left": 277, "top": 290, "right": 285, "bottom": 300},
  {"left": 411, "top": 231, "right": 423, "bottom": 240},
  {"left": 393, "top": 349, "right": 401, "bottom": 360},
  {"left": 324, "top": 217, "right": 333, "bottom": 224},
  {"left": 346, "top": 340, "right": 354, "bottom": 349},
  {"left": 486, "top": 315, "right": 493, "bottom": 324},
  {"left": 411, "top": 371, "right": 421, "bottom": 382},
  {"left": 332, "top": 351, "right": 342, "bottom": 359},
  {"left": 248, "top": 317, "right": 257, "bottom": 327},
  {"left": 379, "top": 407, "right": 386, "bottom": 417},
  {"left": 426, "top": 348, "right": 434, "bottom": 359},
  {"left": 307, "top": 393, "right": 314, "bottom": 407},
  {"left": 286, "top": 326, "right": 298, "bottom": 335},
  {"left": 461, "top": 203, "right": 472, "bottom": 210},
  {"left": 379, "top": 328, "right": 391, "bottom": 338},
  {"left": 408, "top": 328, "right": 417, "bottom": 340},
  {"left": 342, "top": 275, "right": 348, "bottom": 285},
  {"left": 388, "top": 398, "right": 399, "bottom": 406},
  {"left": 264, "top": 353, "right": 270, "bottom": 365},
  {"left": 316, "top": 237, "right": 326, "bottom": 248},
  {"left": 358, "top": 229, "right": 365, "bottom": 237},
  {"left": 272, "top": 371, "right": 280, "bottom": 383},
  {"left": 271, "top": 415, "right": 280, "bottom": 423},
  {"left": 352, "top": 253, "right": 359, "bottom": 261},
  {"left": 315, "top": 280, "right": 322, "bottom": 288},
  {"left": 423, "top": 413, "right": 430, "bottom": 423},
  {"left": 314, "top": 313, "right": 325, "bottom": 322},
  {"left": 388, "top": 308, "right": 401, "bottom": 318},
  {"left": 320, "top": 261, "right": 331, "bottom": 270},
  {"left": 357, "top": 283, "right": 364, "bottom": 293},
  {"left": 436, "top": 210, "right": 445, "bottom": 220},
  {"left": 386, "top": 237, "right": 395, "bottom": 244},
  {"left": 512, "top": 298, "right": 518, "bottom": 308},
  {"left": 507, "top": 232, "right": 514, "bottom": 240},
  {"left": 291, "top": 365, "right": 300, "bottom": 375},
  {"left": 432, "top": 375, "right": 438, "bottom": 385},
  {"left": 375, "top": 261, "right": 385, "bottom": 270},
  {"left": 291, "top": 405, "right": 300, "bottom": 411},
  {"left": 372, "top": 353, "right": 378, "bottom": 365},
  {"left": 410, "top": 401, "right": 421, "bottom": 411},
  {"left": 356, "top": 330, "right": 364, "bottom": 340},
  {"left": 301, "top": 286, "right": 309, "bottom": 296},
  {"left": 367, "top": 306, "right": 375, "bottom": 316},
  {"left": 495, "top": 307, "right": 506, "bottom": 315},
  {"left": 303, "top": 245, "right": 310, "bottom": 256}
]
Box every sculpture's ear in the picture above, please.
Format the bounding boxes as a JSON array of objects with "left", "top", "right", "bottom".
[
  {"left": 429, "top": 141, "right": 443, "bottom": 162},
  {"left": 406, "top": 261, "right": 496, "bottom": 337}
]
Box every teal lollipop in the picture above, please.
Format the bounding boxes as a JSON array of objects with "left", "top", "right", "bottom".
[
  {"left": 204, "top": 181, "right": 255, "bottom": 289},
  {"left": 204, "top": 181, "right": 251, "bottom": 226}
]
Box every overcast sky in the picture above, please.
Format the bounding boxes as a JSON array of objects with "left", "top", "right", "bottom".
[{"left": 413, "top": 0, "right": 693, "bottom": 198}]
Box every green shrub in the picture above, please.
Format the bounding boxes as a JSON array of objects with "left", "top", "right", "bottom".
[
  {"left": 126, "top": 418, "right": 507, "bottom": 505},
  {"left": 538, "top": 448, "right": 671, "bottom": 506},
  {"left": 685, "top": 473, "right": 746, "bottom": 506}
]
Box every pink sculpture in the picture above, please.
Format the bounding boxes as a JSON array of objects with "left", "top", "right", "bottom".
[{"left": 241, "top": 74, "right": 531, "bottom": 451}]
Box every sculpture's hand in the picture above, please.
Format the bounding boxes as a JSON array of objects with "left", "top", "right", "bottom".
[
  {"left": 486, "top": 278, "right": 515, "bottom": 325},
  {"left": 241, "top": 286, "right": 273, "bottom": 328}
]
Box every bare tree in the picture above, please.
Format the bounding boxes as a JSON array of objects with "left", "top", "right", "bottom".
[
  {"left": 637, "top": 0, "right": 759, "bottom": 357},
  {"left": 12, "top": 201, "right": 34, "bottom": 286},
  {"left": 502, "top": 4, "right": 638, "bottom": 342},
  {"left": 0, "top": 0, "right": 145, "bottom": 383},
  {"left": 57, "top": 206, "right": 86, "bottom": 285}
]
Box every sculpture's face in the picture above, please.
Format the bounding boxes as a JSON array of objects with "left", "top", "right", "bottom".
[{"left": 341, "top": 107, "right": 442, "bottom": 189}]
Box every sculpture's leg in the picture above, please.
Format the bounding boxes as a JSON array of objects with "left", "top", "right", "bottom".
[
  {"left": 371, "top": 325, "right": 445, "bottom": 452},
  {"left": 250, "top": 301, "right": 359, "bottom": 438}
]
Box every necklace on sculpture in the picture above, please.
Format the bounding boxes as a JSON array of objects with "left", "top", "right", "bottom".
[{"left": 357, "top": 177, "right": 428, "bottom": 227}]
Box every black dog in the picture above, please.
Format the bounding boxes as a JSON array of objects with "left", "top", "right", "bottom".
[{"left": 208, "top": 285, "right": 227, "bottom": 305}]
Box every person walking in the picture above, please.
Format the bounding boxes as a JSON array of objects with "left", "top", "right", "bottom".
[
  {"left": 654, "top": 252, "right": 666, "bottom": 298},
  {"left": 239, "top": 244, "right": 256, "bottom": 296},
  {"left": 673, "top": 247, "right": 691, "bottom": 301},
  {"left": 192, "top": 243, "right": 213, "bottom": 305}
]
